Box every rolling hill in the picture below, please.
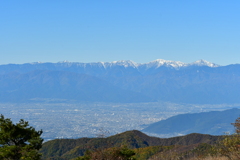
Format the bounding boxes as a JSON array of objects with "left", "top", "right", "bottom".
[{"left": 40, "top": 130, "right": 221, "bottom": 159}]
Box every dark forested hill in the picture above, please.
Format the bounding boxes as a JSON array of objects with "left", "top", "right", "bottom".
[
  {"left": 40, "top": 130, "right": 221, "bottom": 159},
  {"left": 143, "top": 108, "right": 240, "bottom": 136},
  {"left": 1, "top": 60, "right": 240, "bottom": 104}
]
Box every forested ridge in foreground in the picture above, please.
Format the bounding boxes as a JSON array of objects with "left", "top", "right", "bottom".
[{"left": 40, "top": 130, "right": 222, "bottom": 160}]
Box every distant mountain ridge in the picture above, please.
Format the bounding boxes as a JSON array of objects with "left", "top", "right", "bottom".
[
  {"left": 0, "top": 59, "right": 240, "bottom": 104},
  {"left": 143, "top": 108, "right": 240, "bottom": 136},
  {"left": 0, "top": 59, "right": 219, "bottom": 75}
]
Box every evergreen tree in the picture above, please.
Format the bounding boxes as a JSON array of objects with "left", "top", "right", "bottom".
[{"left": 0, "top": 115, "right": 43, "bottom": 160}]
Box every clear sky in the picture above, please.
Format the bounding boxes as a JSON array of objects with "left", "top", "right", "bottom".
[{"left": 1, "top": 1, "right": 240, "bottom": 65}]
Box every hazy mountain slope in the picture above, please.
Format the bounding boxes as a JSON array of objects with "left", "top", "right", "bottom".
[
  {"left": 40, "top": 130, "right": 221, "bottom": 159},
  {"left": 1, "top": 60, "right": 240, "bottom": 104},
  {"left": 143, "top": 108, "right": 240, "bottom": 135},
  {"left": 103, "top": 65, "right": 240, "bottom": 104},
  {"left": 0, "top": 70, "right": 153, "bottom": 103}
]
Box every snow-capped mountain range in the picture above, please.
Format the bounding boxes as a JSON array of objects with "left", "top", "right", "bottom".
[
  {"left": 0, "top": 59, "right": 239, "bottom": 104},
  {"left": 37, "top": 59, "right": 219, "bottom": 69},
  {"left": 140, "top": 59, "right": 219, "bottom": 68}
]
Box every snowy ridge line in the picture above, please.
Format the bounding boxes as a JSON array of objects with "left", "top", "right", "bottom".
[
  {"left": 11, "top": 59, "right": 220, "bottom": 68},
  {"left": 55, "top": 59, "right": 220, "bottom": 68}
]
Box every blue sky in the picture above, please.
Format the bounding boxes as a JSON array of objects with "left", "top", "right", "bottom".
[{"left": 1, "top": 1, "right": 240, "bottom": 65}]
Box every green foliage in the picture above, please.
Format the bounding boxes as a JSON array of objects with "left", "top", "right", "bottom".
[
  {"left": 0, "top": 114, "right": 43, "bottom": 160},
  {"left": 133, "top": 146, "right": 173, "bottom": 160},
  {"left": 76, "top": 145, "right": 136, "bottom": 160},
  {"left": 40, "top": 138, "right": 92, "bottom": 159},
  {"left": 76, "top": 150, "right": 91, "bottom": 160},
  {"left": 41, "top": 130, "right": 221, "bottom": 159}
]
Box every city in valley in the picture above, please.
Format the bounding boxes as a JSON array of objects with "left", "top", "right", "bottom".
[{"left": 1, "top": 101, "right": 238, "bottom": 141}]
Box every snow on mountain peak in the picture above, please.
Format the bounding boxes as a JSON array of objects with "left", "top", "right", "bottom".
[
  {"left": 35, "top": 59, "right": 219, "bottom": 69},
  {"left": 110, "top": 60, "right": 138, "bottom": 68},
  {"left": 58, "top": 60, "right": 70, "bottom": 63},
  {"left": 140, "top": 59, "right": 220, "bottom": 69},
  {"left": 190, "top": 59, "right": 219, "bottom": 67},
  {"left": 30, "top": 61, "right": 43, "bottom": 64},
  {"left": 145, "top": 59, "right": 186, "bottom": 68}
]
